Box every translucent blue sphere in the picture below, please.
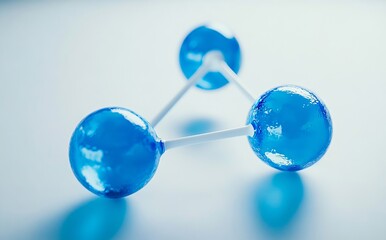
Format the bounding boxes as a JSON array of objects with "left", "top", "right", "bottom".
[
  {"left": 247, "top": 86, "right": 332, "bottom": 171},
  {"left": 69, "top": 107, "right": 164, "bottom": 198},
  {"left": 179, "top": 24, "right": 241, "bottom": 90}
]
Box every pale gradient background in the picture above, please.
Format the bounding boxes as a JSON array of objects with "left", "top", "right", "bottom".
[{"left": 1, "top": 0, "right": 386, "bottom": 239}]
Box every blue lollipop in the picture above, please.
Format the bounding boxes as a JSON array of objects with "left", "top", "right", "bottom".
[
  {"left": 69, "top": 108, "right": 163, "bottom": 198},
  {"left": 151, "top": 23, "right": 253, "bottom": 126},
  {"left": 247, "top": 86, "right": 333, "bottom": 171},
  {"left": 179, "top": 23, "right": 241, "bottom": 90}
]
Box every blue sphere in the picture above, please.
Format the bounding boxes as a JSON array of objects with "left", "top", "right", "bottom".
[
  {"left": 69, "top": 107, "right": 164, "bottom": 198},
  {"left": 247, "top": 86, "right": 332, "bottom": 171},
  {"left": 179, "top": 23, "right": 241, "bottom": 90}
]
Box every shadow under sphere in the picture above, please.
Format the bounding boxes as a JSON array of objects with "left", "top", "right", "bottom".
[
  {"left": 252, "top": 172, "right": 305, "bottom": 232},
  {"left": 58, "top": 198, "right": 128, "bottom": 240}
]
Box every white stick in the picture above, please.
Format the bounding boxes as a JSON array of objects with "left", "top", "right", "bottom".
[
  {"left": 163, "top": 124, "right": 255, "bottom": 150},
  {"left": 218, "top": 61, "right": 256, "bottom": 103},
  {"left": 151, "top": 64, "right": 210, "bottom": 127},
  {"left": 151, "top": 51, "right": 255, "bottom": 127}
]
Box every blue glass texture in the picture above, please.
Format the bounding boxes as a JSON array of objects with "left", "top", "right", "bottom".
[
  {"left": 179, "top": 24, "right": 241, "bottom": 90},
  {"left": 69, "top": 107, "right": 164, "bottom": 198},
  {"left": 247, "top": 86, "right": 332, "bottom": 171}
]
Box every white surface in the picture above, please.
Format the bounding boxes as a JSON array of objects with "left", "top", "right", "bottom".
[{"left": 1, "top": 1, "right": 386, "bottom": 239}]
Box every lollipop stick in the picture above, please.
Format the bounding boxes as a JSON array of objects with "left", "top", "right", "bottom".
[
  {"left": 163, "top": 124, "right": 255, "bottom": 150},
  {"left": 201, "top": 51, "right": 255, "bottom": 102},
  {"left": 218, "top": 61, "right": 255, "bottom": 103},
  {"left": 151, "top": 64, "right": 210, "bottom": 127}
]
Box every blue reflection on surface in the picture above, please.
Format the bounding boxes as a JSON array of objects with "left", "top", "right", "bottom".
[
  {"left": 179, "top": 23, "right": 241, "bottom": 90},
  {"left": 59, "top": 198, "right": 128, "bottom": 240},
  {"left": 253, "top": 172, "right": 305, "bottom": 231},
  {"left": 180, "top": 118, "right": 217, "bottom": 135}
]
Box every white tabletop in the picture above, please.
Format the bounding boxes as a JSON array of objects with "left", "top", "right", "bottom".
[{"left": 1, "top": 1, "right": 386, "bottom": 239}]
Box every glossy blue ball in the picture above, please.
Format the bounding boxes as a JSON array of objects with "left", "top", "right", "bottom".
[
  {"left": 69, "top": 107, "right": 164, "bottom": 198},
  {"left": 247, "top": 86, "right": 332, "bottom": 171},
  {"left": 179, "top": 24, "right": 241, "bottom": 90}
]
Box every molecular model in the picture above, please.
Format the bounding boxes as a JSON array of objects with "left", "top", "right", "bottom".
[{"left": 69, "top": 24, "right": 333, "bottom": 198}]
